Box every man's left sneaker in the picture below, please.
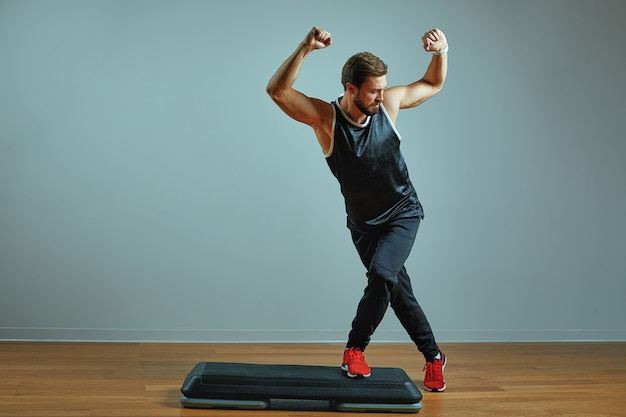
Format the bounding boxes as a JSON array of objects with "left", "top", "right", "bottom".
[{"left": 423, "top": 352, "right": 446, "bottom": 392}]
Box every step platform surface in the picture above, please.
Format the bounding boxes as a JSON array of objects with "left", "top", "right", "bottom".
[{"left": 180, "top": 361, "right": 423, "bottom": 413}]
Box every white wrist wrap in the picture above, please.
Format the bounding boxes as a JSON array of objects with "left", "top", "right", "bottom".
[{"left": 434, "top": 45, "right": 449, "bottom": 55}]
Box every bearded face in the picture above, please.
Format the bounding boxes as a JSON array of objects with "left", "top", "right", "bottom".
[{"left": 352, "top": 75, "right": 386, "bottom": 116}]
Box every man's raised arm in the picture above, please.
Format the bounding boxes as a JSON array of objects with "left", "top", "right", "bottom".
[
  {"left": 266, "top": 27, "right": 333, "bottom": 128},
  {"left": 383, "top": 28, "right": 449, "bottom": 121}
]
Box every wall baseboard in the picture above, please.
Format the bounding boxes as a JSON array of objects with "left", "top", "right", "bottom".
[{"left": 1, "top": 327, "right": 624, "bottom": 343}]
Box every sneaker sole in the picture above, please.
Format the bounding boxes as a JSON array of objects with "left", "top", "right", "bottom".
[
  {"left": 341, "top": 364, "right": 371, "bottom": 378},
  {"left": 423, "top": 383, "right": 446, "bottom": 392}
]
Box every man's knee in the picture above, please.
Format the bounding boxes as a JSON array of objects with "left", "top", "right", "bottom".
[{"left": 368, "top": 261, "right": 398, "bottom": 291}]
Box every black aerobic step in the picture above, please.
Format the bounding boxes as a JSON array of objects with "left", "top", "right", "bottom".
[{"left": 180, "top": 361, "right": 422, "bottom": 413}]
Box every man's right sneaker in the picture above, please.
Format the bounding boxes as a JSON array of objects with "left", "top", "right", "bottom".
[
  {"left": 423, "top": 352, "right": 446, "bottom": 392},
  {"left": 341, "top": 347, "right": 371, "bottom": 378}
]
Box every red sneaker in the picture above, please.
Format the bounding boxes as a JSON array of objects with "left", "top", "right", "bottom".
[
  {"left": 423, "top": 352, "right": 446, "bottom": 392},
  {"left": 341, "top": 347, "right": 371, "bottom": 378}
]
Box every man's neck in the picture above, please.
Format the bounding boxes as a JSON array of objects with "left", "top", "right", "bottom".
[{"left": 339, "top": 96, "right": 368, "bottom": 124}]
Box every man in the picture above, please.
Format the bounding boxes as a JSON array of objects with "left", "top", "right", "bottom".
[{"left": 266, "top": 26, "right": 448, "bottom": 392}]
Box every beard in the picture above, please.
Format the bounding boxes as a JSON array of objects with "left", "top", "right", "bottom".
[{"left": 353, "top": 95, "right": 380, "bottom": 117}]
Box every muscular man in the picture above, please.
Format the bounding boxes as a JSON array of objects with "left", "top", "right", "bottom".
[{"left": 266, "top": 26, "right": 448, "bottom": 392}]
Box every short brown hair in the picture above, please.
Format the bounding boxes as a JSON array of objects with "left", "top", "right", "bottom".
[{"left": 341, "top": 52, "right": 388, "bottom": 90}]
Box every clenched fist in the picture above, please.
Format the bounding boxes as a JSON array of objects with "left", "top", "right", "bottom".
[
  {"left": 422, "top": 28, "right": 447, "bottom": 54},
  {"left": 304, "top": 26, "right": 332, "bottom": 50}
]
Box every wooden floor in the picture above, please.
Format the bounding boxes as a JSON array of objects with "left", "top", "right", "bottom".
[{"left": 0, "top": 341, "right": 624, "bottom": 417}]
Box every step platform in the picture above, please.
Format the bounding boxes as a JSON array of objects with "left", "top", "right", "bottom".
[{"left": 180, "top": 361, "right": 423, "bottom": 413}]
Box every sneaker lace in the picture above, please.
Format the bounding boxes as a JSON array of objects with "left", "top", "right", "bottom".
[
  {"left": 423, "top": 360, "right": 442, "bottom": 381},
  {"left": 349, "top": 348, "right": 366, "bottom": 364}
]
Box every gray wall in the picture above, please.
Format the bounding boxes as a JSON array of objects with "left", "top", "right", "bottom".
[{"left": 1, "top": 0, "right": 625, "bottom": 343}]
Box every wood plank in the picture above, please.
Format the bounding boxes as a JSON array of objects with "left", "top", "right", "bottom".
[{"left": 0, "top": 342, "right": 624, "bottom": 416}]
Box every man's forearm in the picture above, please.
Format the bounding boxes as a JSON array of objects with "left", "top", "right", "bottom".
[
  {"left": 266, "top": 42, "right": 313, "bottom": 99},
  {"left": 420, "top": 28, "right": 448, "bottom": 89},
  {"left": 422, "top": 52, "right": 448, "bottom": 89},
  {"left": 267, "top": 27, "right": 331, "bottom": 99}
]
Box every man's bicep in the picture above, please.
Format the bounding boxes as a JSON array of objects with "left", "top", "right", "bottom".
[{"left": 386, "top": 81, "right": 439, "bottom": 110}]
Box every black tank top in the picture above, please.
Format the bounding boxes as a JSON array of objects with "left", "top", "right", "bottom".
[{"left": 326, "top": 98, "right": 424, "bottom": 227}]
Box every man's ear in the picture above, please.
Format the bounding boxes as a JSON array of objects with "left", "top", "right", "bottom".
[{"left": 346, "top": 82, "right": 357, "bottom": 95}]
